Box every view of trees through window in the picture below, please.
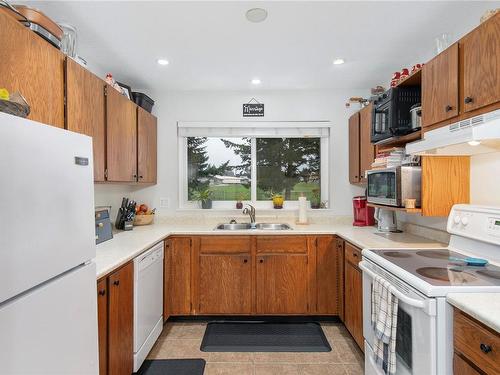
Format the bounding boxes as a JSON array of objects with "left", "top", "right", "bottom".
[{"left": 187, "top": 137, "right": 321, "bottom": 202}]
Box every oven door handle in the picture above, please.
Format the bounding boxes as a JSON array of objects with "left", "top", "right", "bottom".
[{"left": 359, "top": 261, "right": 436, "bottom": 316}]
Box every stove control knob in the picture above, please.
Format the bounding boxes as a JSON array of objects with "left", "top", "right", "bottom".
[
  {"left": 454, "top": 215, "right": 461, "bottom": 225},
  {"left": 461, "top": 217, "right": 469, "bottom": 226}
]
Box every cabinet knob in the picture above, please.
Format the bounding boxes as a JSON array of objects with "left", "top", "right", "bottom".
[
  {"left": 259, "top": 259, "right": 264, "bottom": 263},
  {"left": 243, "top": 259, "right": 248, "bottom": 263},
  {"left": 113, "top": 280, "right": 120, "bottom": 286},
  {"left": 139, "top": 175, "right": 143, "bottom": 179},
  {"left": 133, "top": 174, "right": 137, "bottom": 179},
  {"left": 464, "top": 97, "right": 473, "bottom": 104},
  {"left": 445, "top": 105, "right": 453, "bottom": 112},
  {"left": 98, "top": 290, "right": 106, "bottom": 296},
  {"left": 480, "top": 343, "right": 492, "bottom": 354}
]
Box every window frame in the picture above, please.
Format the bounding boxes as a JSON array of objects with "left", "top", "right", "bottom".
[{"left": 178, "top": 122, "right": 330, "bottom": 210}]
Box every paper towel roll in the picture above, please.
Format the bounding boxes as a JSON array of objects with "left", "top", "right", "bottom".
[{"left": 298, "top": 196, "right": 308, "bottom": 224}]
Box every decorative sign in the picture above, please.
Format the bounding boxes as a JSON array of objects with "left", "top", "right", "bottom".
[{"left": 243, "top": 98, "right": 264, "bottom": 117}]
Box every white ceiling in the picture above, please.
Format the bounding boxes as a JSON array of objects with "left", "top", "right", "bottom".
[{"left": 26, "top": 1, "right": 498, "bottom": 91}]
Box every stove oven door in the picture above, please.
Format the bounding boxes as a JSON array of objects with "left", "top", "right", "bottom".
[{"left": 360, "top": 259, "right": 437, "bottom": 375}]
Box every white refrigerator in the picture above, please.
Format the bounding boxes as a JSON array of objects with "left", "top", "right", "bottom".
[{"left": 0, "top": 112, "right": 99, "bottom": 374}]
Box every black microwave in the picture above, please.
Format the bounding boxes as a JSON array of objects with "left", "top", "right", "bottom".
[{"left": 371, "top": 87, "right": 421, "bottom": 143}]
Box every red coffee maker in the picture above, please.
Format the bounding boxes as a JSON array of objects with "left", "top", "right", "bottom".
[{"left": 353, "top": 196, "right": 375, "bottom": 226}]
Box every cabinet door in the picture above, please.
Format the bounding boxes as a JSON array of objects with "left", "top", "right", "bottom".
[
  {"left": 462, "top": 13, "right": 500, "bottom": 113},
  {"left": 344, "top": 261, "right": 363, "bottom": 350},
  {"left": 348, "top": 112, "right": 360, "bottom": 184},
  {"left": 106, "top": 86, "right": 137, "bottom": 182},
  {"left": 107, "top": 262, "right": 133, "bottom": 375},
  {"left": 336, "top": 238, "right": 345, "bottom": 321},
  {"left": 422, "top": 43, "right": 459, "bottom": 127},
  {"left": 316, "top": 236, "right": 338, "bottom": 315},
  {"left": 453, "top": 354, "right": 482, "bottom": 375},
  {"left": 137, "top": 107, "right": 157, "bottom": 184},
  {"left": 198, "top": 254, "right": 252, "bottom": 314},
  {"left": 0, "top": 11, "right": 64, "bottom": 128},
  {"left": 96, "top": 279, "right": 108, "bottom": 375},
  {"left": 256, "top": 254, "right": 308, "bottom": 314},
  {"left": 164, "top": 238, "right": 192, "bottom": 315},
  {"left": 359, "top": 104, "right": 375, "bottom": 183},
  {"left": 66, "top": 58, "right": 106, "bottom": 181}
]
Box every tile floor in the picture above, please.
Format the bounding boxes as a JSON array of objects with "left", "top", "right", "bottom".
[{"left": 147, "top": 321, "right": 364, "bottom": 375}]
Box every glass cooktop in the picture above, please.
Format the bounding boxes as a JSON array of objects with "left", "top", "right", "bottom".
[{"left": 371, "top": 249, "right": 500, "bottom": 286}]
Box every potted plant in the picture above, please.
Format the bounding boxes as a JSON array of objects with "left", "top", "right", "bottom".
[
  {"left": 235, "top": 192, "right": 245, "bottom": 209},
  {"left": 272, "top": 193, "right": 284, "bottom": 209},
  {"left": 192, "top": 188, "right": 213, "bottom": 209},
  {"left": 311, "top": 189, "right": 321, "bottom": 209}
]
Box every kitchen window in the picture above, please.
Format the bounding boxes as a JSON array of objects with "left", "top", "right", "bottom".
[{"left": 178, "top": 122, "right": 330, "bottom": 209}]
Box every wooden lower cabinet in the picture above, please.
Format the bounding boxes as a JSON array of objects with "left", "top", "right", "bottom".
[
  {"left": 336, "top": 238, "right": 345, "bottom": 321},
  {"left": 454, "top": 354, "right": 482, "bottom": 375},
  {"left": 316, "top": 236, "right": 339, "bottom": 315},
  {"left": 194, "top": 236, "right": 252, "bottom": 314},
  {"left": 97, "top": 261, "right": 134, "bottom": 375},
  {"left": 257, "top": 253, "right": 309, "bottom": 314},
  {"left": 96, "top": 279, "right": 108, "bottom": 375},
  {"left": 164, "top": 237, "right": 192, "bottom": 316},
  {"left": 344, "top": 242, "right": 364, "bottom": 350}
]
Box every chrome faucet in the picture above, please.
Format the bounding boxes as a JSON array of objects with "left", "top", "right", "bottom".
[{"left": 242, "top": 204, "right": 256, "bottom": 226}]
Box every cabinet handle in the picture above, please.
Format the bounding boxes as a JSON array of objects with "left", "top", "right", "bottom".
[
  {"left": 445, "top": 105, "right": 453, "bottom": 112},
  {"left": 113, "top": 280, "right": 120, "bottom": 286},
  {"left": 464, "top": 97, "right": 473, "bottom": 104},
  {"left": 98, "top": 290, "right": 106, "bottom": 296},
  {"left": 480, "top": 343, "right": 492, "bottom": 354}
]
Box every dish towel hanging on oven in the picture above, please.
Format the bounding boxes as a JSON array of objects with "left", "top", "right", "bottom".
[{"left": 371, "top": 275, "right": 399, "bottom": 375}]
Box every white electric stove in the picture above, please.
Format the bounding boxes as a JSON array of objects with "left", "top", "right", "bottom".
[{"left": 360, "top": 204, "right": 500, "bottom": 375}]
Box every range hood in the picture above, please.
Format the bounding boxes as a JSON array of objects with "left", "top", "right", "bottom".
[{"left": 406, "top": 109, "right": 500, "bottom": 155}]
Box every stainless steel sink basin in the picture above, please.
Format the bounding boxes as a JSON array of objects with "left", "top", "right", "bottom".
[
  {"left": 215, "top": 223, "right": 253, "bottom": 230},
  {"left": 214, "top": 223, "right": 292, "bottom": 230},
  {"left": 255, "top": 223, "right": 292, "bottom": 230}
]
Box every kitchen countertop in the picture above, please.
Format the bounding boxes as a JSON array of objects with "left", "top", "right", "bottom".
[
  {"left": 95, "top": 222, "right": 445, "bottom": 279},
  {"left": 447, "top": 293, "right": 500, "bottom": 333}
]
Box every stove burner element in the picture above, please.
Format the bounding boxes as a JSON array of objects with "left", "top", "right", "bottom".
[
  {"left": 383, "top": 251, "right": 412, "bottom": 258},
  {"left": 477, "top": 270, "right": 500, "bottom": 280},
  {"left": 416, "top": 250, "right": 450, "bottom": 259},
  {"left": 416, "top": 267, "right": 477, "bottom": 283}
]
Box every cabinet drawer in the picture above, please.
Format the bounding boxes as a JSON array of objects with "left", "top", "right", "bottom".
[
  {"left": 199, "top": 236, "right": 251, "bottom": 254},
  {"left": 257, "top": 236, "right": 307, "bottom": 254},
  {"left": 454, "top": 309, "right": 500, "bottom": 375},
  {"left": 345, "top": 242, "right": 361, "bottom": 266}
]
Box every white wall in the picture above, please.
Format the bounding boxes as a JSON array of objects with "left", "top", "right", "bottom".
[
  {"left": 95, "top": 89, "right": 369, "bottom": 218},
  {"left": 470, "top": 152, "right": 500, "bottom": 206}
]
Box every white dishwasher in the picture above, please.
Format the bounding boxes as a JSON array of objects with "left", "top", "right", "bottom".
[{"left": 133, "top": 241, "right": 164, "bottom": 372}]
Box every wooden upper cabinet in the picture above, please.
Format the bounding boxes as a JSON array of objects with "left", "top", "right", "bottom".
[
  {"left": 0, "top": 11, "right": 64, "bottom": 128},
  {"left": 164, "top": 238, "right": 192, "bottom": 316},
  {"left": 96, "top": 279, "right": 108, "bottom": 375},
  {"left": 137, "top": 107, "right": 157, "bottom": 184},
  {"left": 422, "top": 43, "right": 459, "bottom": 128},
  {"left": 66, "top": 58, "right": 106, "bottom": 181},
  {"left": 107, "top": 262, "right": 134, "bottom": 375},
  {"left": 106, "top": 86, "right": 137, "bottom": 182},
  {"left": 315, "top": 236, "right": 339, "bottom": 315},
  {"left": 348, "top": 112, "right": 360, "bottom": 184},
  {"left": 461, "top": 13, "right": 500, "bottom": 113},
  {"left": 359, "top": 104, "right": 375, "bottom": 183}
]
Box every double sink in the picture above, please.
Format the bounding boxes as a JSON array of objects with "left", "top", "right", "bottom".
[{"left": 215, "top": 223, "right": 292, "bottom": 231}]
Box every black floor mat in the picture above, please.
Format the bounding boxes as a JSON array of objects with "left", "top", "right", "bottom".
[
  {"left": 134, "top": 359, "right": 206, "bottom": 375},
  {"left": 200, "top": 322, "right": 331, "bottom": 352}
]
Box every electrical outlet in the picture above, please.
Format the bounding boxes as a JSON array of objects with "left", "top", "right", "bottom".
[{"left": 159, "top": 198, "right": 170, "bottom": 208}]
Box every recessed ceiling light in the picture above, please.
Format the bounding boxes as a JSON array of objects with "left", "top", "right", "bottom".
[
  {"left": 157, "top": 59, "right": 169, "bottom": 66},
  {"left": 246, "top": 8, "right": 268, "bottom": 23},
  {"left": 333, "top": 58, "right": 345, "bottom": 65},
  {"left": 251, "top": 78, "right": 262, "bottom": 85},
  {"left": 468, "top": 140, "right": 481, "bottom": 146}
]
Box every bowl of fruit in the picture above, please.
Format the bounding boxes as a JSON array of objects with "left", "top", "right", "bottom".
[{"left": 133, "top": 204, "right": 155, "bottom": 226}]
